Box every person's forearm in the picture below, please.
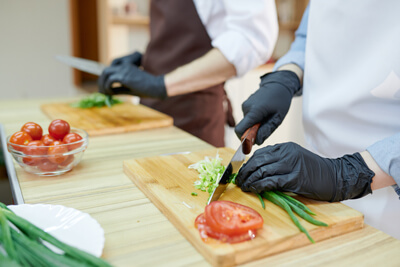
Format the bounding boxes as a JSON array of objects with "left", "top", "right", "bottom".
[
  {"left": 164, "top": 48, "right": 236, "bottom": 97},
  {"left": 277, "top": 63, "right": 304, "bottom": 86},
  {"left": 360, "top": 151, "right": 396, "bottom": 190}
]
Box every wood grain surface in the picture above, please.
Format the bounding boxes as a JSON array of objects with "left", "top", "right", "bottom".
[
  {"left": 123, "top": 148, "right": 364, "bottom": 267},
  {"left": 2, "top": 97, "right": 400, "bottom": 267},
  {"left": 41, "top": 101, "right": 173, "bottom": 136}
]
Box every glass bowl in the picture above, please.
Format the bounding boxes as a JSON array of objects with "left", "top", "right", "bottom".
[{"left": 7, "top": 128, "right": 89, "bottom": 176}]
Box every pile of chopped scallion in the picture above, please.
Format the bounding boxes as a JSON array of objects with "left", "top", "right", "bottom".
[
  {"left": 0, "top": 202, "right": 112, "bottom": 267},
  {"left": 70, "top": 93, "right": 122, "bottom": 108}
]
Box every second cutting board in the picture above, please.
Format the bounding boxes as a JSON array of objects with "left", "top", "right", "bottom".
[
  {"left": 41, "top": 101, "right": 173, "bottom": 136},
  {"left": 123, "top": 148, "right": 364, "bottom": 267}
]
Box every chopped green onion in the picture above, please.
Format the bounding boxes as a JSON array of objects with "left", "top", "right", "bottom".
[
  {"left": 191, "top": 192, "right": 198, "bottom": 196},
  {"left": 71, "top": 93, "right": 122, "bottom": 109}
]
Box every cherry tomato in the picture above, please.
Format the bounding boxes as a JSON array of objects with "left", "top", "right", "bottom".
[
  {"left": 48, "top": 119, "right": 70, "bottom": 140},
  {"left": 9, "top": 131, "right": 33, "bottom": 151},
  {"left": 22, "top": 140, "right": 47, "bottom": 166},
  {"left": 21, "top": 122, "right": 43, "bottom": 140},
  {"left": 58, "top": 155, "right": 74, "bottom": 167},
  {"left": 204, "top": 201, "right": 263, "bottom": 236},
  {"left": 195, "top": 213, "right": 257, "bottom": 243},
  {"left": 62, "top": 133, "right": 83, "bottom": 151},
  {"left": 41, "top": 134, "right": 57, "bottom": 146},
  {"left": 47, "top": 141, "right": 68, "bottom": 164},
  {"left": 38, "top": 160, "right": 58, "bottom": 172}
]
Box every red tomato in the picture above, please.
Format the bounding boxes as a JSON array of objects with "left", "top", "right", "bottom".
[
  {"left": 62, "top": 133, "right": 83, "bottom": 151},
  {"left": 38, "top": 160, "right": 58, "bottom": 172},
  {"left": 204, "top": 201, "right": 263, "bottom": 236},
  {"left": 195, "top": 213, "right": 257, "bottom": 244},
  {"left": 41, "top": 134, "right": 57, "bottom": 146},
  {"left": 9, "top": 131, "right": 33, "bottom": 151},
  {"left": 58, "top": 155, "right": 74, "bottom": 167},
  {"left": 21, "top": 122, "right": 43, "bottom": 140},
  {"left": 47, "top": 141, "right": 68, "bottom": 164},
  {"left": 22, "top": 140, "right": 47, "bottom": 166},
  {"left": 48, "top": 119, "right": 70, "bottom": 140}
]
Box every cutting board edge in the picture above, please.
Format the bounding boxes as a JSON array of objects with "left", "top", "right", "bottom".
[{"left": 40, "top": 102, "right": 174, "bottom": 136}]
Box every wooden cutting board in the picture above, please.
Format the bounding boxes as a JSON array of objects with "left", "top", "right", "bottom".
[
  {"left": 40, "top": 102, "right": 173, "bottom": 136},
  {"left": 123, "top": 148, "right": 364, "bottom": 267}
]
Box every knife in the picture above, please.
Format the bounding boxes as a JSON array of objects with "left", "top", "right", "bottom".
[
  {"left": 207, "top": 123, "right": 260, "bottom": 204},
  {"left": 56, "top": 55, "right": 106, "bottom": 76},
  {"left": 56, "top": 55, "right": 114, "bottom": 107}
]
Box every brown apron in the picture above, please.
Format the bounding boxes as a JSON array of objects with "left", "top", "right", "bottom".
[{"left": 141, "top": 0, "right": 234, "bottom": 147}]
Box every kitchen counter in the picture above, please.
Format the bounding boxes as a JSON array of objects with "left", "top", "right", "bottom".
[{"left": 1, "top": 97, "right": 400, "bottom": 267}]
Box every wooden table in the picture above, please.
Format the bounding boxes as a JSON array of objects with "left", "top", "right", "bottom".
[{"left": 1, "top": 97, "right": 400, "bottom": 267}]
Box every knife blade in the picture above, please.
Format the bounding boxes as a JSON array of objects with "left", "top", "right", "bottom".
[
  {"left": 56, "top": 55, "right": 115, "bottom": 107},
  {"left": 55, "top": 55, "right": 106, "bottom": 76},
  {"left": 207, "top": 123, "right": 260, "bottom": 204}
]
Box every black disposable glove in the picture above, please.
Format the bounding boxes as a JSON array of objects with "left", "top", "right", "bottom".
[
  {"left": 98, "top": 64, "right": 167, "bottom": 99},
  {"left": 235, "top": 71, "right": 301, "bottom": 145},
  {"left": 236, "top": 142, "right": 375, "bottom": 202},
  {"left": 110, "top": 51, "right": 142, "bottom": 67}
]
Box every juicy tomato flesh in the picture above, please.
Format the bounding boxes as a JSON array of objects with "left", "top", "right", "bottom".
[
  {"left": 204, "top": 201, "right": 264, "bottom": 236},
  {"left": 195, "top": 213, "right": 257, "bottom": 244}
]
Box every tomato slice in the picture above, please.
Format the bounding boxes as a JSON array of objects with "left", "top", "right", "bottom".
[
  {"left": 195, "top": 213, "right": 257, "bottom": 244},
  {"left": 204, "top": 201, "right": 263, "bottom": 236}
]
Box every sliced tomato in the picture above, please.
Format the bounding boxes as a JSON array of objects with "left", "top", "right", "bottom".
[
  {"left": 204, "top": 201, "right": 263, "bottom": 236},
  {"left": 195, "top": 213, "right": 257, "bottom": 244}
]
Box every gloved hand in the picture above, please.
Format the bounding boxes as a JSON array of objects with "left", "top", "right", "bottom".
[
  {"left": 236, "top": 142, "right": 375, "bottom": 202},
  {"left": 110, "top": 51, "right": 142, "bottom": 67},
  {"left": 235, "top": 70, "right": 301, "bottom": 145},
  {"left": 98, "top": 64, "right": 167, "bottom": 99}
]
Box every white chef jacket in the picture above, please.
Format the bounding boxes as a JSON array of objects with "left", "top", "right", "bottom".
[
  {"left": 275, "top": 0, "right": 400, "bottom": 239},
  {"left": 193, "top": 0, "right": 278, "bottom": 77}
]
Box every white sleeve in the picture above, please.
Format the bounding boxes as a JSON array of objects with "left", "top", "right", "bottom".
[{"left": 211, "top": 0, "right": 278, "bottom": 77}]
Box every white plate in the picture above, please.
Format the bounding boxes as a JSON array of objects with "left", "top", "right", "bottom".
[{"left": 8, "top": 204, "right": 105, "bottom": 257}]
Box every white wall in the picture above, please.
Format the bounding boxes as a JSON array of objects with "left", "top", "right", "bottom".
[{"left": 0, "top": 0, "right": 81, "bottom": 99}]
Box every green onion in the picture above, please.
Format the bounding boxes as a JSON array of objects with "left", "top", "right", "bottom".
[
  {"left": 0, "top": 209, "right": 17, "bottom": 261},
  {"left": 274, "top": 191, "right": 316, "bottom": 216},
  {"left": 256, "top": 193, "right": 265, "bottom": 209},
  {"left": 191, "top": 192, "right": 198, "bottom": 196},
  {"left": 189, "top": 152, "right": 225, "bottom": 196},
  {"left": 262, "top": 191, "right": 315, "bottom": 243},
  {"left": 70, "top": 93, "right": 122, "bottom": 109},
  {"left": 0, "top": 203, "right": 112, "bottom": 267}
]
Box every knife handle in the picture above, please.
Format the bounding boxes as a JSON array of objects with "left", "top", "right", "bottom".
[{"left": 241, "top": 123, "right": 260, "bottom": 155}]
